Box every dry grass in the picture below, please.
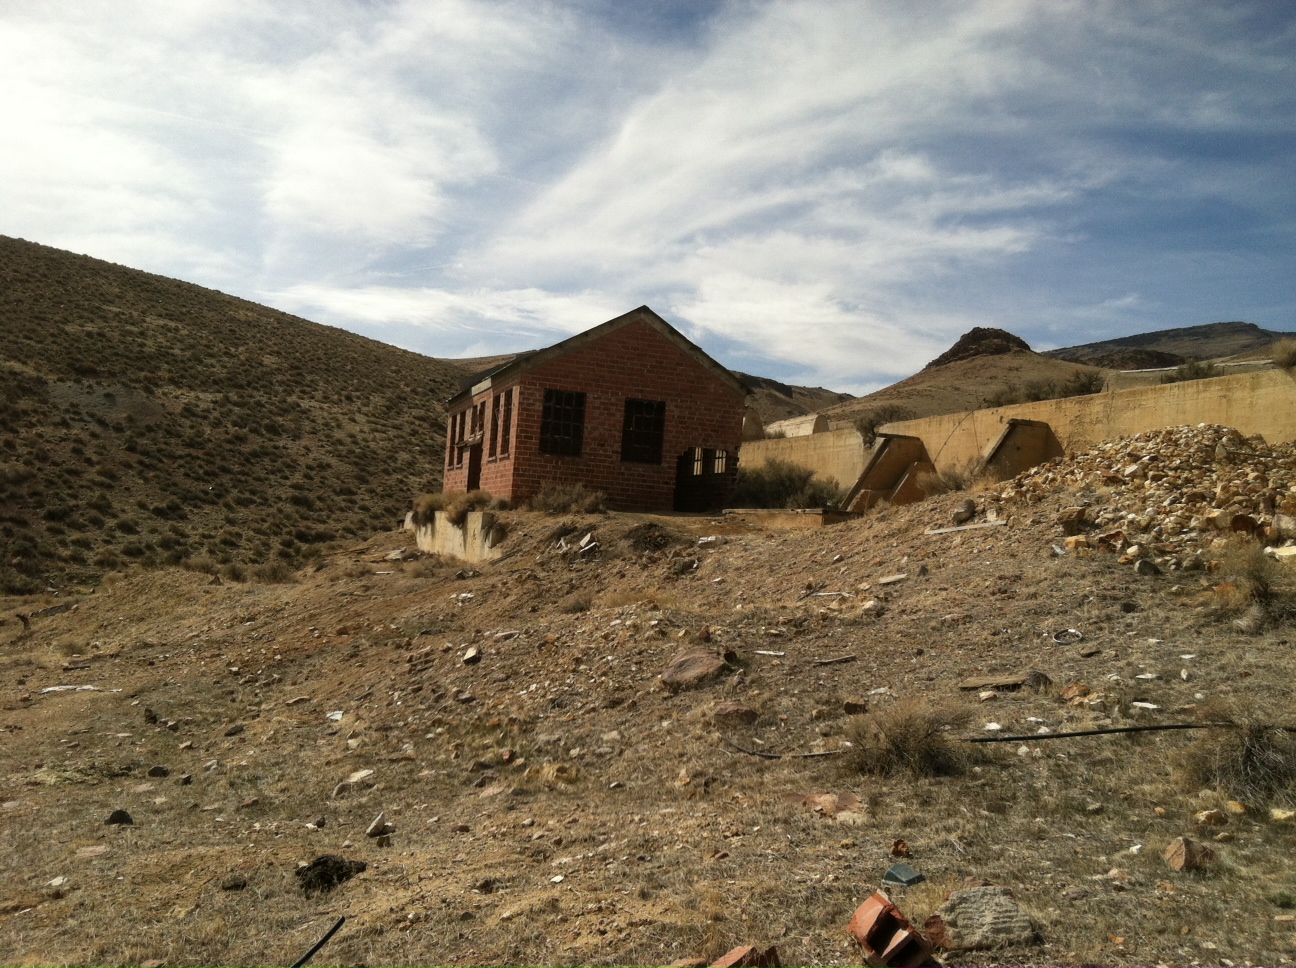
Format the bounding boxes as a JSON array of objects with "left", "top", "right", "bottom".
[
  {"left": 844, "top": 698, "right": 974, "bottom": 777},
  {"left": 526, "top": 482, "right": 608, "bottom": 514}
]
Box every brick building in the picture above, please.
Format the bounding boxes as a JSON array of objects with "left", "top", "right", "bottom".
[{"left": 442, "top": 306, "right": 750, "bottom": 512}]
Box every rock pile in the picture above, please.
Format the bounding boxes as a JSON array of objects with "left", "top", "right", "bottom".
[{"left": 999, "top": 424, "right": 1296, "bottom": 570}]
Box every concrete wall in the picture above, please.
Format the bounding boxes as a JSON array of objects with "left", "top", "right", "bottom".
[
  {"left": 740, "top": 427, "right": 865, "bottom": 488},
  {"left": 880, "top": 368, "right": 1296, "bottom": 474},
  {"left": 406, "top": 510, "right": 508, "bottom": 563},
  {"left": 765, "top": 414, "right": 829, "bottom": 437}
]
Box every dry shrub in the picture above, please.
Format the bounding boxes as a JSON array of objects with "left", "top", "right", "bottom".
[
  {"left": 1161, "top": 360, "right": 1219, "bottom": 384},
  {"left": 1270, "top": 339, "right": 1296, "bottom": 370},
  {"left": 527, "top": 482, "right": 607, "bottom": 514},
  {"left": 1214, "top": 536, "right": 1279, "bottom": 609},
  {"left": 1178, "top": 701, "right": 1296, "bottom": 804},
  {"left": 728, "top": 458, "right": 843, "bottom": 509},
  {"left": 623, "top": 522, "right": 686, "bottom": 552},
  {"left": 854, "top": 404, "right": 915, "bottom": 446},
  {"left": 845, "top": 698, "right": 973, "bottom": 777},
  {"left": 249, "top": 560, "right": 296, "bottom": 584},
  {"left": 412, "top": 492, "right": 447, "bottom": 526},
  {"left": 916, "top": 460, "right": 990, "bottom": 496},
  {"left": 444, "top": 489, "right": 496, "bottom": 526}
]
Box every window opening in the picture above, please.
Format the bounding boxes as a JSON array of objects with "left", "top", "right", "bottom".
[
  {"left": 499, "top": 390, "right": 512, "bottom": 457},
  {"left": 540, "top": 389, "right": 586, "bottom": 456},
  {"left": 620, "top": 399, "right": 666, "bottom": 464},
  {"left": 489, "top": 395, "right": 500, "bottom": 458}
]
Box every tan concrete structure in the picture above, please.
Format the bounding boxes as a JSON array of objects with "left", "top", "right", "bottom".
[
  {"left": 404, "top": 510, "right": 508, "bottom": 563},
  {"left": 765, "top": 413, "right": 829, "bottom": 437},
  {"left": 740, "top": 426, "right": 865, "bottom": 489},
  {"left": 879, "top": 368, "right": 1296, "bottom": 475}
]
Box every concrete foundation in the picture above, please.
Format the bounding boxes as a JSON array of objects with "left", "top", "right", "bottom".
[{"left": 404, "top": 510, "right": 508, "bottom": 563}]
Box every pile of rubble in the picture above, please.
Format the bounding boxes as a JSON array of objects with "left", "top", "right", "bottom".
[{"left": 998, "top": 424, "right": 1296, "bottom": 571}]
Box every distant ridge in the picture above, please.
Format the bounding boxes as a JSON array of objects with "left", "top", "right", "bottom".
[{"left": 1046, "top": 321, "right": 1296, "bottom": 366}]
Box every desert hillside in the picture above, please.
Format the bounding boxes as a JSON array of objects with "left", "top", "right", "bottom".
[
  {"left": 0, "top": 236, "right": 470, "bottom": 594},
  {"left": 1046, "top": 321, "right": 1296, "bottom": 368},
  {"left": 822, "top": 347, "right": 1109, "bottom": 430},
  {"left": 1, "top": 422, "right": 1294, "bottom": 966}
]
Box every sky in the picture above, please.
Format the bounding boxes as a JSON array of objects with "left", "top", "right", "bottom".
[{"left": 2, "top": 0, "right": 1294, "bottom": 394}]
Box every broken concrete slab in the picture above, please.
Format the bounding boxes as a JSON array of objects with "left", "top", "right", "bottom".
[{"left": 957, "top": 671, "right": 1051, "bottom": 692}]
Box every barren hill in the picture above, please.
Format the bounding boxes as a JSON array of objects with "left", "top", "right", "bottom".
[
  {"left": 0, "top": 236, "right": 464, "bottom": 594},
  {"left": 1046, "top": 321, "right": 1296, "bottom": 367},
  {"left": 2, "top": 421, "right": 1294, "bottom": 965},
  {"left": 733, "top": 372, "right": 854, "bottom": 424},
  {"left": 823, "top": 340, "right": 1109, "bottom": 429}
]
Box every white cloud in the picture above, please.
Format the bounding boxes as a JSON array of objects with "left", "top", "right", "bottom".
[{"left": 1, "top": 0, "right": 1292, "bottom": 392}]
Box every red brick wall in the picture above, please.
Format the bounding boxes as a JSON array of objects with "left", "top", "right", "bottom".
[{"left": 443, "top": 318, "right": 745, "bottom": 511}]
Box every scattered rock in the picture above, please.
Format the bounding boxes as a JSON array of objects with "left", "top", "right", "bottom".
[
  {"left": 709, "top": 945, "right": 781, "bottom": 968},
  {"left": 842, "top": 699, "right": 869, "bottom": 715},
  {"left": 224, "top": 723, "right": 245, "bottom": 737},
  {"left": 952, "top": 499, "right": 977, "bottom": 525},
  {"left": 1134, "top": 558, "right": 1162, "bottom": 576},
  {"left": 1163, "top": 836, "right": 1213, "bottom": 872},
  {"left": 104, "top": 809, "right": 134, "bottom": 826},
  {"left": 1194, "top": 809, "right": 1228, "bottom": 827},
  {"left": 660, "top": 648, "right": 727, "bottom": 692},
  {"left": 147, "top": 765, "right": 170, "bottom": 778},
  {"left": 177, "top": 774, "right": 192, "bottom": 786},
  {"left": 1057, "top": 507, "right": 1089, "bottom": 535},
  {"left": 220, "top": 874, "right": 247, "bottom": 891},
  {"left": 366, "top": 812, "right": 395, "bottom": 838},
  {"left": 295, "top": 855, "right": 367, "bottom": 895},
  {"left": 923, "top": 885, "right": 1040, "bottom": 951},
  {"left": 712, "top": 702, "right": 759, "bottom": 726},
  {"left": 462, "top": 646, "right": 481, "bottom": 666},
  {"left": 883, "top": 862, "right": 925, "bottom": 887},
  {"left": 785, "top": 792, "right": 863, "bottom": 821}
]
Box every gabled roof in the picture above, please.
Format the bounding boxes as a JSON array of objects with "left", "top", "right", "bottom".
[{"left": 447, "top": 305, "right": 750, "bottom": 406}]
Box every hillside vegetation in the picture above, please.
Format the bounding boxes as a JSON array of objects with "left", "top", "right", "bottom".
[{"left": 0, "top": 236, "right": 465, "bottom": 593}]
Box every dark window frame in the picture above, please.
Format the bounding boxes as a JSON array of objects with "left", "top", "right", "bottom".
[
  {"left": 620, "top": 398, "right": 666, "bottom": 464},
  {"left": 539, "top": 388, "right": 586, "bottom": 456},
  {"left": 499, "top": 389, "right": 512, "bottom": 457}
]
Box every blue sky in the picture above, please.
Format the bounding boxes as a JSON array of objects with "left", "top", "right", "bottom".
[{"left": 2, "top": 1, "right": 1293, "bottom": 393}]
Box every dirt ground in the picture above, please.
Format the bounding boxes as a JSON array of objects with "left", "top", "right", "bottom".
[{"left": 3, "top": 472, "right": 1296, "bottom": 966}]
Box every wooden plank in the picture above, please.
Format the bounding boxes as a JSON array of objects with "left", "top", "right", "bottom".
[{"left": 925, "top": 520, "right": 1008, "bottom": 536}]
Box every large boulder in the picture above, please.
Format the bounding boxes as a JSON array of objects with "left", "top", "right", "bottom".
[
  {"left": 661, "top": 649, "right": 727, "bottom": 692},
  {"left": 923, "top": 886, "right": 1039, "bottom": 951}
]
